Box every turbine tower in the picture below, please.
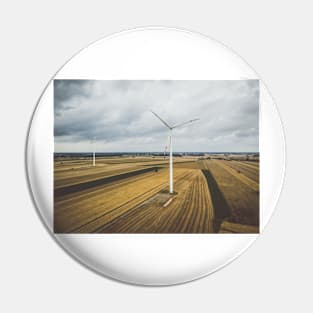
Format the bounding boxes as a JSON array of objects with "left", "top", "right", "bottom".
[{"left": 151, "top": 111, "right": 199, "bottom": 194}]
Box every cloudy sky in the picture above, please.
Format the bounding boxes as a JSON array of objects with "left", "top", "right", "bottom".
[{"left": 54, "top": 80, "right": 259, "bottom": 152}]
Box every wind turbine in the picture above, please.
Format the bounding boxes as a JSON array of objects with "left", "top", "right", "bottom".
[
  {"left": 151, "top": 111, "right": 199, "bottom": 194},
  {"left": 91, "top": 137, "right": 96, "bottom": 167}
]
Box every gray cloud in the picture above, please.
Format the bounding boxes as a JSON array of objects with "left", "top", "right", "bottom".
[{"left": 54, "top": 80, "right": 259, "bottom": 152}]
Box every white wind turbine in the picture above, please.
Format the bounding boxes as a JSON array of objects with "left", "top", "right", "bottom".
[
  {"left": 151, "top": 111, "right": 199, "bottom": 194},
  {"left": 91, "top": 137, "right": 96, "bottom": 167}
]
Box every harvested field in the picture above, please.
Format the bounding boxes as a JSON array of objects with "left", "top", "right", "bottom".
[
  {"left": 54, "top": 156, "right": 259, "bottom": 233},
  {"left": 237, "top": 161, "right": 259, "bottom": 170},
  {"left": 200, "top": 160, "right": 259, "bottom": 232},
  {"left": 243, "top": 160, "right": 259, "bottom": 168},
  {"left": 97, "top": 169, "right": 213, "bottom": 233},
  {"left": 223, "top": 160, "right": 259, "bottom": 183},
  {"left": 215, "top": 160, "right": 259, "bottom": 191},
  {"left": 55, "top": 166, "right": 161, "bottom": 197}
]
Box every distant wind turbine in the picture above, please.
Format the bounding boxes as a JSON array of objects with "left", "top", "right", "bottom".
[
  {"left": 91, "top": 137, "right": 96, "bottom": 167},
  {"left": 151, "top": 111, "right": 199, "bottom": 194}
]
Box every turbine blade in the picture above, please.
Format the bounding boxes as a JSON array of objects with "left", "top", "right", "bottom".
[
  {"left": 151, "top": 111, "right": 171, "bottom": 129},
  {"left": 172, "top": 118, "right": 200, "bottom": 129}
]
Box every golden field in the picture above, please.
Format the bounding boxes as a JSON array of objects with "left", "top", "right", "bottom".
[{"left": 54, "top": 156, "right": 259, "bottom": 233}]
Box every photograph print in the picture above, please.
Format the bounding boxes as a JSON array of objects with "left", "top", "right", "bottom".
[{"left": 54, "top": 80, "right": 259, "bottom": 233}]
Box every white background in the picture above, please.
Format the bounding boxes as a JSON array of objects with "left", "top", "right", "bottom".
[{"left": 0, "top": 0, "right": 311, "bottom": 312}]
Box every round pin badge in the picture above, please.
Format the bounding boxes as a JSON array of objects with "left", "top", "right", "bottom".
[{"left": 26, "top": 27, "right": 285, "bottom": 286}]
